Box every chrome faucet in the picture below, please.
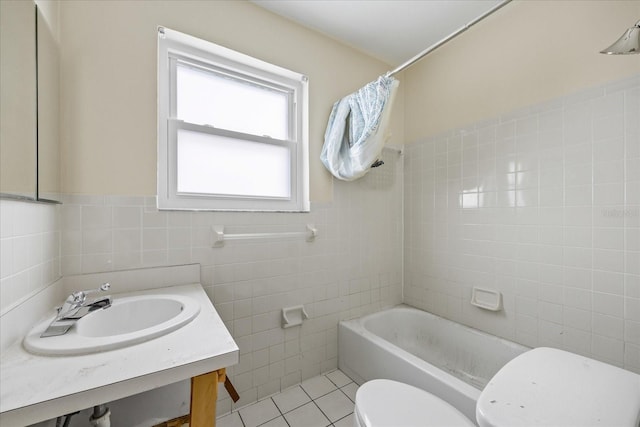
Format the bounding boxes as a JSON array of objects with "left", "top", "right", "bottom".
[{"left": 41, "top": 283, "right": 112, "bottom": 337}]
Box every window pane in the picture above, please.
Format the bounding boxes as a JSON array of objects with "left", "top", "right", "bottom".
[
  {"left": 176, "top": 129, "right": 291, "bottom": 198},
  {"left": 176, "top": 62, "right": 289, "bottom": 140}
]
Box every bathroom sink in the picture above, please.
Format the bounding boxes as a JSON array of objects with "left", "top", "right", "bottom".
[{"left": 23, "top": 294, "right": 200, "bottom": 356}]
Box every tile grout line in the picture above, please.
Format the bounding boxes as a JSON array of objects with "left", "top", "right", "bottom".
[
  {"left": 310, "top": 397, "right": 332, "bottom": 427},
  {"left": 338, "top": 385, "right": 354, "bottom": 404},
  {"left": 237, "top": 410, "right": 247, "bottom": 427},
  {"left": 300, "top": 374, "right": 340, "bottom": 427},
  {"left": 315, "top": 373, "right": 356, "bottom": 426},
  {"left": 332, "top": 411, "right": 354, "bottom": 427},
  {"left": 252, "top": 397, "right": 287, "bottom": 427},
  {"left": 275, "top": 388, "right": 309, "bottom": 418},
  {"left": 266, "top": 396, "right": 291, "bottom": 427},
  {"left": 299, "top": 382, "right": 332, "bottom": 426}
]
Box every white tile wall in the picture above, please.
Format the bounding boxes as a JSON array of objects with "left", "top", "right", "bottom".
[
  {"left": 404, "top": 73, "right": 640, "bottom": 373},
  {"left": 57, "top": 150, "right": 403, "bottom": 413},
  {"left": 0, "top": 200, "right": 61, "bottom": 314}
]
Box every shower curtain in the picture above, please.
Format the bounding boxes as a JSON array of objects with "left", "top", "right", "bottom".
[{"left": 320, "top": 75, "right": 399, "bottom": 181}]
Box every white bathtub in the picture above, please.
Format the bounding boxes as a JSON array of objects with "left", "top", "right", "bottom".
[{"left": 338, "top": 305, "right": 529, "bottom": 422}]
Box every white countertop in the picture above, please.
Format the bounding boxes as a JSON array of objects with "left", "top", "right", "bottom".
[{"left": 0, "top": 283, "right": 239, "bottom": 426}]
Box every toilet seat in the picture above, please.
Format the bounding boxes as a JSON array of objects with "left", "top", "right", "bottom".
[{"left": 354, "top": 379, "right": 475, "bottom": 427}]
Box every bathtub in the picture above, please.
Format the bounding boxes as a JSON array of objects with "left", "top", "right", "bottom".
[{"left": 338, "top": 305, "right": 529, "bottom": 422}]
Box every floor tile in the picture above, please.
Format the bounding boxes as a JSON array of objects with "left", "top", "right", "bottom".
[
  {"left": 260, "top": 415, "right": 289, "bottom": 427},
  {"left": 284, "top": 402, "right": 331, "bottom": 427},
  {"left": 221, "top": 370, "right": 357, "bottom": 427},
  {"left": 272, "top": 385, "right": 311, "bottom": 414},
  {"left": 301, "top": 375, "right": 337, "bottom": 399},
  {"left": 239, "top": 398, "right": 281, "bottom": 427},
  {"left": 326, "top": 370, "right": 352, "bottom": 388},
  {"left": 315, "top": 389, "right": 354, "bottom": 422},
  {"left": 340, "top": 382, "right": 358, "bottom": 402},
  {"left": 333, "top": 413, "right": 355, "bottom": 427},
  {"left": 217, "top": 411, "right": 243, "bottom": 427}
]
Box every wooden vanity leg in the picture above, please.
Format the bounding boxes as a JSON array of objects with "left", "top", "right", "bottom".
[{"left": 190, "top": 369, "right": 225, "bottom": 426}]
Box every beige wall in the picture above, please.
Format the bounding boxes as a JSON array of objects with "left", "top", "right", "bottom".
[
  {"left": 57, "top": 0, "right": 640, "bottom": 196},
  {"left": 404, "top": 0, "right": 640, "bottom": 142},
  {"left": 0, "top": 0, "right": 37, "bottom": 197},
  {"left": 37, "top": 0, "right": 61, "bottom": 197},
  {"left": 59, "top": 0, "right": 403, "bottom": 202}
]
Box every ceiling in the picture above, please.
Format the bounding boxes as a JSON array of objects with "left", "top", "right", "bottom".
[{"left": 251, "top": 0, "right": 504, "bottom": 67}]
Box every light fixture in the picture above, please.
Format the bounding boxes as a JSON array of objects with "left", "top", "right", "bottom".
[{"left": 600, "top": 19, "right": 640, "bottom": 55}]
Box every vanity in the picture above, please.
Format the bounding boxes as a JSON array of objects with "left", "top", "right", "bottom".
[{"left": 0, "top": 264, "right": 239, "bottom": 426}]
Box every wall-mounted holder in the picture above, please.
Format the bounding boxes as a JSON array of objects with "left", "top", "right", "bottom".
[
  {"left": 282, "top": 305, "right": 308, "bottom": 329},
  {"left": 470, "top": 287, "right": 503, "bottom": 312},
  {"left": 212, "top": 224, "right": 318, "bottom": 248}
]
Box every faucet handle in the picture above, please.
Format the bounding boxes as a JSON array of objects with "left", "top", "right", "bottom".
[
  {"left": 69, "top": 283, "right": 111, "bottom": 304},
  {"left": 93, "top": 282, "right": 111, "bottom": 293}
]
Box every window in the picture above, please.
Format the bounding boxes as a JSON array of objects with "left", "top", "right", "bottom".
[{"left": 157, "top": 27, "right": 309, "bottom": 211}]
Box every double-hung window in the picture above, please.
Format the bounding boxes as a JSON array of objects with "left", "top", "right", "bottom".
[{"left": 157, "top": 27, "right": 309, "bottom": 211}]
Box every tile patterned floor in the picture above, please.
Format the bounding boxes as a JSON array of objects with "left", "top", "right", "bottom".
[{"left": 217, "top": 370, "right": 358, "bottom": 427}]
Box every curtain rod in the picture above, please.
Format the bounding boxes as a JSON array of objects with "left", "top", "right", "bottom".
[{"left": 387, "top": 0, "right": 512, "bottom": 77}]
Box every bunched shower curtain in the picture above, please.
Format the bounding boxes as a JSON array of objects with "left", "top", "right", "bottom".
[{"left": 320, "top": 75, "right": 399, "bottom": 181}]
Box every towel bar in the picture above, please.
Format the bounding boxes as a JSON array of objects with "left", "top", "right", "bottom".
[{"left": 212, "top": 224, "right": 317, "bottom": 247}]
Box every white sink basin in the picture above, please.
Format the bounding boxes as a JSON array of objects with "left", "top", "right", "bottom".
[{"left": 23, "top": 294, "right": 200, "bottom": 356}]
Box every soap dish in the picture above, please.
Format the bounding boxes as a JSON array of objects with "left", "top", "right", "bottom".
[
  {"left": 470, "top": 287, "right": 503, "bottom": 311},
  {"left": 282, "top": 305, "right": 308, "bottom": 328}
]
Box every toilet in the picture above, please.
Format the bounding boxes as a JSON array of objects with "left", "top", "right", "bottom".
[
  {"left": 354, "top": 379, "right": 475, "bottom": 427},
  {"left": 354, "top": 348, "right": 640, "bottom": 427}
]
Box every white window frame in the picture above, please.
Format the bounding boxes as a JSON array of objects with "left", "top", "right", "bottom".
[{"left": 157, "top": 27, "right": 309, "bottom": 211}]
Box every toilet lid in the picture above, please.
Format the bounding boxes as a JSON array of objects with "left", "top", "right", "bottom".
[
  {"left": 476, "top": 347, "right": 640, "bottom": 427},
  {"left": 355, "top": 379, "right": 475, "bottom": 427}
]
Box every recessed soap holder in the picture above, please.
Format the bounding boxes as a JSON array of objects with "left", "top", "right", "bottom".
[
  {"left": 470, "top": 287, "right": 503, "bottom": 312},
  {"left": 282, "top": 305, "right": 308, "bottom": 328}
]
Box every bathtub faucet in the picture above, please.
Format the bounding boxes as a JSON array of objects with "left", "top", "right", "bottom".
[{"left": 40, "top": 283, "right": 112, "bottom": 338}]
